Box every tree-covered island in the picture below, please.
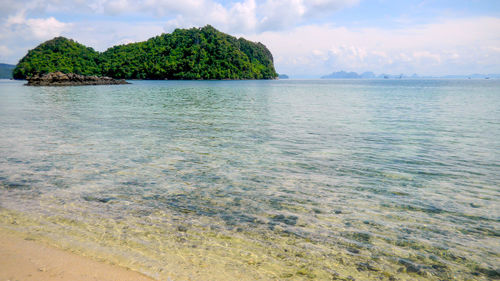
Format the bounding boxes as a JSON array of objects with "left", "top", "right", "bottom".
[{"left": 13, "top": 25, "right": 278, "bottom": 80}]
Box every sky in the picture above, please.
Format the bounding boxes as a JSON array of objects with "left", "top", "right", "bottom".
[{"left": 1, "top": 0, "right": 499, "bottom": 77}]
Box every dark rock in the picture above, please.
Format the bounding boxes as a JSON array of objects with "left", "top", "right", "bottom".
[
  {"left": 2, "top": 182, "right": 29, "bottom": 189},
  {"left": 345, "top": 231, "right": 372, "bottom": 243},
  {"left": 473, "top": 266, "right": 500, "bottom": 278},
  {"left": 431, "top": 263, "right": 448, "bottom": 272},
  {"left": 271, "top": 214, "right": 298, "bottom": 226},
  {"left": 177, "top": 225, "right": 188, "bottom": 232},
  {"left": 312, "top": 208, "right": 322, "bottom": 214},
  {"left": 398, "top": 259, "right": 421, "bottom": 273},
  {"left": 346, "top": 247, "right": 360, "bottom": 254},
  {"left": 357, "top": 262, "right": 379, "bottom": 271},
  {"left": 96, "top": 197, "right": 113, "bottom": 203},
  {"left": 26, "top": 71, "right": 129, "bottom": 86},
  {"left": 82, "top": 196, "right": 115, "bottom": 203}
]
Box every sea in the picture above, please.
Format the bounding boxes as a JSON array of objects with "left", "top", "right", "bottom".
[{"left": 0, "top": 79, "right": 498, "bottom": 280}]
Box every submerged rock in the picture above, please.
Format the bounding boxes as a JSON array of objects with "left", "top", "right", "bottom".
[{"left": 26, "top": 71, "right": 129, "bottom": 86}]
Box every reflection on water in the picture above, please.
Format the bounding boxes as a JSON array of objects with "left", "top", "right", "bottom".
[{"left": 0, "top": 79, "right": 499, "bottom": 280}]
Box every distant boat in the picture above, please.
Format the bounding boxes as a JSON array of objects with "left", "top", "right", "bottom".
[{"left": 485, "top": 77, "right": 490, "bottom": 79}]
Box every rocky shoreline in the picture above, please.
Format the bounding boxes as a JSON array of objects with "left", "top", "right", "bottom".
[{"left": 26, "top": 72, "right": 129, "bottom": 86}]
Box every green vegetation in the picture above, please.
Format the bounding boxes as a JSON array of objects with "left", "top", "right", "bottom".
[
  {"left": 13, "top": 25, "right": 278, "bottom": 80},
  {"left": 13, "top": 37, "right": 101, "bottom": 79}
]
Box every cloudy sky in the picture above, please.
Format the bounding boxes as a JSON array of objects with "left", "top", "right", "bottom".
[{"left": 1, "top": 0, "right": 499, "bottom": 77}]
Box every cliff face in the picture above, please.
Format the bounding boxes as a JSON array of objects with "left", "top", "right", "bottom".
[{"left": 14, "top": 25, "right": 278, "bottom": 80}]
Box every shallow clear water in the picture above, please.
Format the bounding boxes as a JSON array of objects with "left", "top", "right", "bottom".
[{"left": 0, "top": 79, "right": 499, "bottom": 280}]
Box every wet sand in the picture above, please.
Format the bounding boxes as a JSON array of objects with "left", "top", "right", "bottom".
[{"left": 0, "top": 229, "right": 155, "bottom": 281}]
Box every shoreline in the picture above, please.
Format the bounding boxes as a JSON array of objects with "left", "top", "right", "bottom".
[{"left": 0, "top": 228, "right": 155, "bottom": 281}]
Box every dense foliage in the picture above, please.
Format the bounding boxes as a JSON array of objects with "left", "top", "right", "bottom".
[
  {"left": 13, "top": 26, "right": 278, "bottom": 80},
  {"left": 13, "top": 37, "right": 101, "bottom": 79}
]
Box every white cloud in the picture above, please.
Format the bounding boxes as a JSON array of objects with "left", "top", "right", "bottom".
[
  {"left": 258, "top": 0, "right": 305, "bottom": 31},
  {"left": 162, "top": 0, "right": 259, "bottom": 33},
  {"left": 4, "top": 11, "right": 71, "bottom": 40},
  {"left": 0, "top": 7, "right": 72, "bottom": 63},
  {"left": 247, "top": 17, "right": 500, "bottom": 76},
  {"left": 1, "top": 0, "right": 358, "bottom": 33},
  {"left": 0, "top": 0, "right": 499, "bottom": 77},
  {"left": 0, "top": 45, "right": 10, "bottom": 55},
  {"left": 103, "top": 0, "right": 131, "bottom": 15},
  {"left": 26, "top": 17, "right": 71, "bottom": 39},
  {"left": 54, "top": 20, "right": 165, "bottom": 53},
  {"left": 228, "top": 0, "right": 257, "bottom": 32},
  {"left": 303, "top": 0, "right": 359, "bottom": 17}
]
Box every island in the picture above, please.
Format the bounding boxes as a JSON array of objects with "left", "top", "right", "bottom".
[
  {"left": 0, "top": 63, "right": 15, "bottom": 79},
  {"left": 321, "top": 71, "right": 375, "bottom": 79},
  {"left": 278, "top": 74, "right": 289, "bottom": 79},
  {"left": 13, "top": 25, "right": 278, "bottom": 80}
]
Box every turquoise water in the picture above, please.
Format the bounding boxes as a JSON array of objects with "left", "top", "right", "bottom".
[{"left": 0, "top": 79, "right": 499, "bottom": 280}]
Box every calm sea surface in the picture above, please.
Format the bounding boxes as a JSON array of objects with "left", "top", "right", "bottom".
[{"left": 0, "top": 79, "right": 499, "bottom": 280}]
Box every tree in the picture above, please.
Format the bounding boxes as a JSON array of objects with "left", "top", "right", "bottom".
[{"left": 14, "top": 25, "right": 278, "bottom": 80}]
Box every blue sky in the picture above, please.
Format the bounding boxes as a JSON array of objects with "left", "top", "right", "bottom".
[{"left": 1, "top": 0, "right": 499, "bottom": 77}]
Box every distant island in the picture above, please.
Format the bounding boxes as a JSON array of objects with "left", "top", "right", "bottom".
[
  {"left": 13, "top": 25, "right": 278, "bottom": 80},
  {"left": 321, "top": 70, "right": 500, "bottom": 79},
  {"left": 0, "top": 63, "right": 15, "bottom": 79},
  {"left": 278, "top": 74, "right": 289, "bottom": 79},
  {"left": 321, "top": 71, "right": 399, "bottom": 79}
]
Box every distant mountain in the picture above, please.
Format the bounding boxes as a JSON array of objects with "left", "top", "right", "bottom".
[
  {"left": 321, "top": 71, "right": 361, "bottom": 79},
  {"left": 0, "top": 63, "right": 15, "bottom": 79},
  {"left": 278, "top": 74, "right": 289, "bottom": 79},
  {"left": 321, "top": 71, "right": 499, "bottom": 79},
  {"left": 14, "top": 25, "right": 278, "bottom": 80},
  {"left": 377, "top": 73, "right": 405, "bottom": 79},
  {"left": 321, "top": 71, "right": 377, "bottom": 79},
  {"left": 360, "top": 71, "right": 375, "bottom": 78}
]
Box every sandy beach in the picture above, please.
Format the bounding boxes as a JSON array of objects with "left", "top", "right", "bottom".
[{"left": 0, "top": 229, "right": 155, "bottom": 281}]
